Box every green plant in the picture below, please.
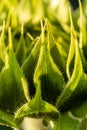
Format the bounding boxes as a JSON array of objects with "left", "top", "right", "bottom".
[{"left": 0, "top": 0, "right": 87, "bottom": 130}]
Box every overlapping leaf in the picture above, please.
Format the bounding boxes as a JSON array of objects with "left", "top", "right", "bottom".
[
  {"left": 56, "top": 11, "right": 87, "bottom": 111},
  {"left": 34, "top": 22, "right": 65, "bottom": 104},
  {"left": 22, "top": 35, "right": 41, "bottom": 97},
  {"left": 0, "top": 28, "right": 30, "bottom": 127},
  {"left": 66, "top": 9, "right": 76, "bottom": 79},
  {"left": 47, "top": 22, "right": 66, "bottom": 79},
  {"left": 15, "top": 85, "right": 58, "bottom": 121},
  {"left": 15, "top": 22, "right": 63, "bottom": 123}
]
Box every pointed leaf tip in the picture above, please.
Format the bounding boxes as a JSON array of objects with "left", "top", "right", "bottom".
[{"left": 66, "top": 8, "right": 76, "bottom": 79}]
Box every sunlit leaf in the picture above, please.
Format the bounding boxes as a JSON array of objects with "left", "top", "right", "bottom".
[
  {"left": 66, "top": 8, "right": 76, "bottom": 79},
  {"left": 26, "top": 34, "right": 38, "bottom": 58},
  {"left": 0, "top": 28, "right": 30, "bottom": 113},
  {"left": 56, "top": 18, "right": 87, "bottom": 111},
  {"left": 22, "top": 36, "right": 41, "bottom": 96},
  {"left": 33, "top": 21, "right": 65, "bottom": 104},
  {"left": 15, "top": 84, "right": 58, "bottom": 122},
  {"left": 47, "top": 22, "right": 66, "bottom": 79}
]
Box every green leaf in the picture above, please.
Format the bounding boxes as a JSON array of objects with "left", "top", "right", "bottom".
[
  {"left": 56, "top": 37, "right": 69, "bottom": 60},
  {"left": 0, "top": 28, "right": 30, "bottom": 113},
  {"left": 33, "top": 21, "right": 65, "bottom": 104},
  {"left": 26, "top": 35, "right": 38, "bottom": 58},
  {"left": 66, "top": 9, "right": 76, "bottom": 79},
  {"left": 15, "top": 22, "right": 61, "bottom": 122},
  {"left": 56, "top": 22, "right": 87, "bottom": 111},
  {"left": 16, "top": 25, "right": 26, "bottom": 66},
  {"left": 22, "top": 36, "right": 41, "bottom": 97},
  {"left": 47, "top": 22, "right": 66, "bottom": 79},
  {"left": 15, "top": 84, "right": 58, "bottom": 121},
  {"left": 15, "top": 97, "right": 58, "bottom": 121}
]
